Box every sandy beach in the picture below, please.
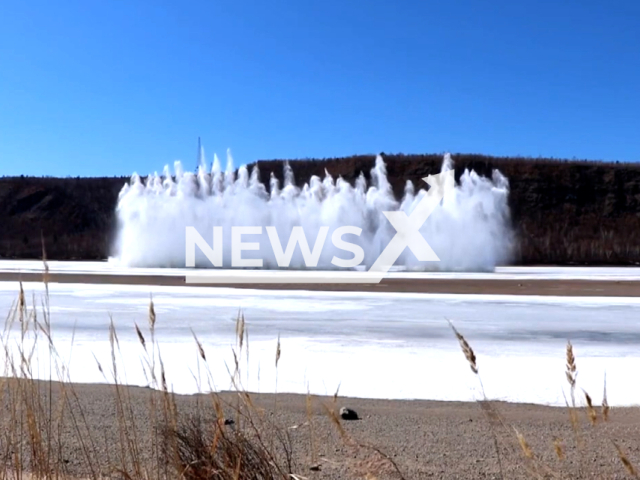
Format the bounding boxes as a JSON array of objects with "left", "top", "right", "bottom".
[{"left": 1, "top": 379, "right": 639, "bottom": 479}]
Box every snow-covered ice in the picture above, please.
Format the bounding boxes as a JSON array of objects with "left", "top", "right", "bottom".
[
  {"left": 1, "top": 276, "right": 639, "bottom": 407},
  {"left": 4, "top": 259, "right": 640, "bottom": 281}
]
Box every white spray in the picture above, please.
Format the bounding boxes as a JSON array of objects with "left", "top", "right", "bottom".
[{"left": 111, "top": 150, "right": 513, "bottom": 271}]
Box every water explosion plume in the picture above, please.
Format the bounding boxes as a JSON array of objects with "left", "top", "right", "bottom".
[{"left": 112, "top": 151, "right": 513, "bottom": 271}]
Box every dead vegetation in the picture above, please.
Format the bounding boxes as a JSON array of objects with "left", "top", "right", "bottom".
[
  {"left": 0, "top": 259, "right": 639, "bottom": 478},
  {"left": 449, "top": 321, "right": 639, "bottom": 480}
]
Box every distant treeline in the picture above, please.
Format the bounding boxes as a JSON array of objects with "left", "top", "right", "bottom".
[{"left": 1, "top": 153, "right": 639, "bottom": 265}]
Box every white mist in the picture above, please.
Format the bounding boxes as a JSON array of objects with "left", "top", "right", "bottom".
[{"left": 111, "top": 151, "right": 513, "bottom": 271}]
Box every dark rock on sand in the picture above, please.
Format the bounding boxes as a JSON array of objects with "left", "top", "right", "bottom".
[{"left": 340, "top": 407, "right": 359, "bottom": 420}]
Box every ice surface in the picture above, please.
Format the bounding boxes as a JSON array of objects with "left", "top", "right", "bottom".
[
  {"left": 1, "top": 278, "right": 640, "bottom": 406},
  {"left": 4, "top": 260, "right": 640, "bottom": 281}
]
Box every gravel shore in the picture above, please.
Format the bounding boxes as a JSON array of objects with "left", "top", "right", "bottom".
[{"left": 2, "top": 379, "right": 639, "bottom": 479}]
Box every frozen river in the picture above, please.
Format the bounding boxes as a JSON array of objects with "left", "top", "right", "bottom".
[
  {"left": 3, "top": 259, "right": 640, "bottom": 281},
  {"left": 1, "top": 261, "right": 640, "bottom": 406}
]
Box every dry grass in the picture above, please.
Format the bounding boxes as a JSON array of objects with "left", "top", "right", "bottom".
[
  {"left": 0, "top": 270, "right": 301, "bottom": 480},
  {"left": 161, "top": 412, "right": 290, "bottom": 480},
  {"left": 448, "top": 321, "right": 638, "bottom": 480},
  {"left": 1, "top": 264, "right": 406, "bottom": 480},
  {"left": 1, "top": 263, "right": 639, "bottom": 479}
]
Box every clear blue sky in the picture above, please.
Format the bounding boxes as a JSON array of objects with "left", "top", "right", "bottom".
[{"left": 0, "top": 0, "right": 638, "bottom": 177}]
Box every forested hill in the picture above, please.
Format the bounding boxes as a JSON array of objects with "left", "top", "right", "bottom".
[{"left": 1, "top": 153, "right": 639, "bottom": 265}]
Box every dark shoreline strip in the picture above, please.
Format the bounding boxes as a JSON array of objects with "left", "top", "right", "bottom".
[{"left": 1, "top": 272, "right": 639, "bottom": 296}]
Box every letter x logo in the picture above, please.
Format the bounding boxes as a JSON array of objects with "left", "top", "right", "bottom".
[
  {"left": 368, "top": 169, "right": 455, "bottom": 280},
  {"left": 184, "top": 169, "right": 455, "bottom": 285}
]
